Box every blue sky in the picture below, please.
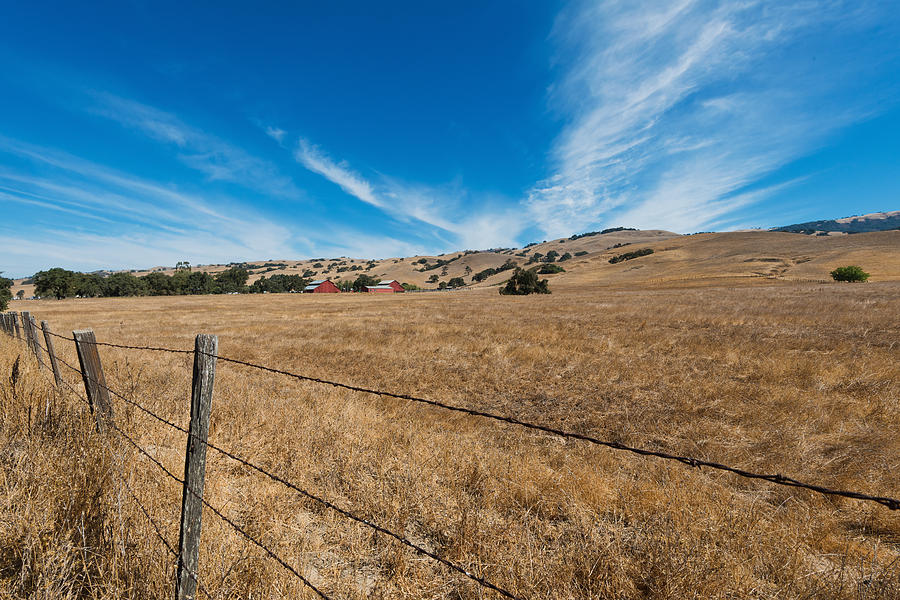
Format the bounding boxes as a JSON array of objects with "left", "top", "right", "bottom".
[{"left": 1, "top": 1, "right": 898, "bottom": 277}]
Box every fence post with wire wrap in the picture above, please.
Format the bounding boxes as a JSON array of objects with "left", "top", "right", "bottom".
[
  {"left": 73, "top": 329, "right": 114, "bottom": 432},
  {"left": 175, "top": 333, "right": 218, "bottom": 600},
  {"left": 39, "top": 320, "right": 62, "bottom": 387}
]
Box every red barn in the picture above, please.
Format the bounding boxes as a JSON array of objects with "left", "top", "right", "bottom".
[
  {"left": 366, "top": 280, "right": 404, "bottom": 293},
  {"left": 380, "top": 280, "right": 405, "bottom": 292},
  {"left": 303, "top": 279, "right": 340, "bottom": 293}
]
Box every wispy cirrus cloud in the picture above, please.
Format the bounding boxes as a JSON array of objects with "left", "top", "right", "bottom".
[
  {"left": 292, "top": 137, "right": 525, "bottom": 250},
  {"left": 265, "top": 126, "right": 287, "bottom": 143},
  {"left": 295, "top": 139, "right": 383, "bottom": 208},
  {"left": 528, "top": 0, "right": 899, "bottom": 236},
  {"left": 90, "top": 94, "right": 302, "bottom": 199},
  {"left": 0, "top": 136, "right": 303, "bottom": 276}
]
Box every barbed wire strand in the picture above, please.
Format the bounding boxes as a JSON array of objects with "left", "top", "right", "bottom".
[
  {"left": 119, "top": 476, "right": 212, "bottom": 599},
  {"left": 43, "top": 328, "right": 192, "bottom": 354},
  {"left": 47, "top": 370, "right": 213, "bottom": 598},
  {"left": 51, "top": 352, "right": 524, "bottom": 599},
  {"left": 110, "top": 418, "right": 332, "bottom": 600},
  {"left": 30, "top": 328, "right": 900, "bottom": 510},
  {"left": 51, "top": 367, "right": 327, "bottom": 600},
  {"left": 122, "top": 476, "right": 177, "bottom": 557}
]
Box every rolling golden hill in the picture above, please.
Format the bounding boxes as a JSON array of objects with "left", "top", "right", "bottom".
[{"left": 9, "top": 229, "right": 900, "bottom": 298}]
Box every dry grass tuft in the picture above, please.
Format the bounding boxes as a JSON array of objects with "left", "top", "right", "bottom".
[{"left": 1, "top": 281, "right": 899, "bottom": 598}]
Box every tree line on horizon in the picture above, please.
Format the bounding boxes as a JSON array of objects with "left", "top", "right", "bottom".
[{"left": 23, "top": 267, "right": 424, "bottom": 300}]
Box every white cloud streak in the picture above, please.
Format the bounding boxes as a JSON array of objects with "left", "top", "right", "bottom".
[
  {"left": 91, "top": 94, "right": 302, "bottom": 199},
  {"left": 292, "top": 137, "right": 526, "bottom": 250},
  {"left": 295, "top": 140, "right": 383, "bottom": 208},
  {"left": 265, "top": 126, "right": 287, "bottom": 143},
  {"left": 0, "top": 137, "right": 302, "bottom": 276},
  {"left": 528, "top": 0, "right": 898, "bottom": 236}
]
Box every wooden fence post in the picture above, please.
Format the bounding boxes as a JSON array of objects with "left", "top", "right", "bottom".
[
  {"left": 0, "top": 313, "right": 9, "bottom": 335},
  {"left": 21, "top": 311, "right": 34, "bottom": 349},
  {"left": 28, "top": 316, "right": 44, "bottom": 366},
  {"left": 73, "top": 330, "right": 114, "bottom": 431},
  {"left": 41, "top": 321, "right": 63, "bottom": 387},
  {"left": 12, "top": 313, "right": 21, "bottom": 340},
  {"left": 175, "top": 334, "right": 218, "bottom": 600}
]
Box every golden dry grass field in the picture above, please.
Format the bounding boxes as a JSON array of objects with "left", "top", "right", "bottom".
[{"left": 2, "top": 279, "right": 899, "bottom": 598}]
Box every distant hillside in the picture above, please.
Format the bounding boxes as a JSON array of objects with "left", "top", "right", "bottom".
[
  {"left": 7, "top": 229, "right": 680, "bottom": 297},
  {"left": 9, "top": 227, "right": 900, "bottom": 299},
  {"left": 773, "top": 210, "right": 900, "bottom": 234},
  {"left": 549, "top": 230, "right": 900, "bottom": 288}
]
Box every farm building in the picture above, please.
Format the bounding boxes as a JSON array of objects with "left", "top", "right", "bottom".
[
  {"left": 303, "top": 279, "right": 340, "bottom": 293},
  {"left": 366, "top": 280, "right": 404, "bottom": 293}
]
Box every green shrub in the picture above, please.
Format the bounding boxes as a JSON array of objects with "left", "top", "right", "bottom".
[
  {"left": 471, "top": 268, "right": 496, "bottom": 282},
  {"left": 351, "top": 274, "right": 380, "bottom": 292},
  {"left": 574, "top": 251, "right": 588, "bottom": 257},
  {"left": 830, "top": 265, "right": 870, "bottom": 282},
  {"left": 609, "top": 248, "right": 654, "bottom": 264},
  {"left": 499, "top": 268, "right": 550, "bottom": 295},
  {"left": 537, "top": 264, "right": 565, "bottom": 274},
  {"left": 0, "top": 275, "right": 11, "bottom": 311},
  {"left": 569, "top": 227, "right": 636, "bottom": 240}
]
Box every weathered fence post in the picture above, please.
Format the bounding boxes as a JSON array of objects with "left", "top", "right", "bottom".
[
  {"left": 12, "top": 313, "right": 21, "bottom": 339},
  {"left": 0, "top": 313, "right": 9, "bottom": 335},
  {"left": 41, "top": 321, "right": 63, "bottom": 387},
  {"left": 28, "top": 315, "right": 44, "bottom": 366},
  {"left": 21, "top": 311, "right": 34, "bottom": 349},
  {"left": 73, "top": 330, "right": 114, "bottom": 431},
  {"left": 175, "top": 334, "right": 218, "bottom": 600}
]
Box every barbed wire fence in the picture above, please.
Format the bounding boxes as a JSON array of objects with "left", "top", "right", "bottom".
[{"left": 1, "top": 308, "right": 898, "bottom": 600}]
